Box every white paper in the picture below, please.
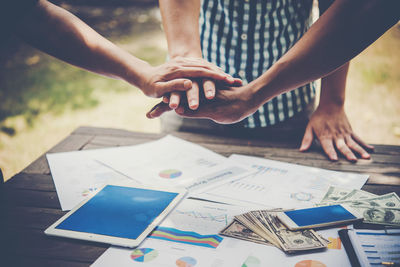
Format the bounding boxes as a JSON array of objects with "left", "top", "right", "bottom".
[
  {"left": 47, "top": 149, "right": 135, "bottom": 211},
  {"left": 92, "top": 198, "right": 255, "bottom": 267},
  {"left": 93, "top": 225, "right": 350, "bottom": 267},
  {"left": 95, "top": 136, "right": 251, "bottom": 192},
  {"left": 239, "top": 228, "right": 351, "bottom": 267},
  {"left": 92, "top": 238, "right": 249, "bottom": 267},
  {"left": 197, "top": 154, "right": 369, "bottom": 209},
  {"left": 47, "top": 136, "right": 251, "bottom": 211},
  {"left": 148, "top": 198, "right": 251, "bottom": 249}
]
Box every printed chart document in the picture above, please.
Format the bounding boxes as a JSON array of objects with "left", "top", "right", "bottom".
[
  {"left": 93, "top": 199, "right": 350, "bottom": 267},
  {"left": 92, "top": 198, "right": 254, "bottom": 267},
  {"left": 48, "top": 136, "right": 250, "bottom": 211},
  {"left": 197, "top": 155, "right": 369, "bottom": 209},
  {"left": 47, "top": 149, "right": 134, "bottom": 211},
  {"left": 238, "top": 227, "right": 351, "bottom": 267},
  {"left": 95, "top": 136, "right": 251, "bottom": 192}
]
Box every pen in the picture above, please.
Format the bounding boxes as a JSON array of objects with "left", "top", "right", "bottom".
[{"left": 381, "top": 262, "right": 400, "bottom": 267}]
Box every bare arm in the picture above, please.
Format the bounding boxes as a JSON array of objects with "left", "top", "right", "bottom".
[
  {"left": 15, "top": 0, "right": 234, "bottom": 98},
  {"left": 251, "top": 0, "right": 399, "bottom": 104},
  {"left": 149, "top": 0, "right": 399, "bottom": 130},
  {"left": 159, "top": 0, "right": 225, "bottom": 110},
  {"left": 298, "top": 0, "right": 373, "bottom": 162}
]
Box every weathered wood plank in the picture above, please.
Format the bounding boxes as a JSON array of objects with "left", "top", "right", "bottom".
[
  {"left": 3, "top": 188, "right": 61, "bottom": 209},
  {"left": 2, "top": 257, "right": 90, "bottom": 267},
  {"left": 23, "top": 134, "right": 94, "bottom": 175},
  {"left": 6, "top": 173, "right": 55, "bottom": 192},
  {"left": 72, "top": 126, "right": 161, "bottom": 139},
  {"left": 2, "top": 228, "right": 108, "bottom": 263},
  {"left": 3, "top": 206, "right": 65, "bottom": 230},
  {"left": 361, "top": 184, "right": 400, "bottom": 196}
]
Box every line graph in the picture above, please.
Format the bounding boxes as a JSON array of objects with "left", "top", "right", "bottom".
[{"left": 175, "top": 210, "right": 230, "bottom": 224}]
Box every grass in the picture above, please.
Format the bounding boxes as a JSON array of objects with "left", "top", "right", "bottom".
[{"left": 0, "top": 6, "right": 399, "bottom": 181}]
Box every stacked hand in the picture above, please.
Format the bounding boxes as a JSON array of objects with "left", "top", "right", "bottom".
[
  {"left": 144, "top": 57, "right": 373, "bottom": 163},
  {"left": 147, "top": 84, "right": 257, "bottom": 124},
  {"left": 136, "top": 56, "right": 241, "bottom": 98}
]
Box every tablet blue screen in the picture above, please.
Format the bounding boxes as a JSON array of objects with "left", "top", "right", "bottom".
[
  {"left": 56, "top": 185, "right": 179, "bottom": 239},
  {"left": 284, "top": 205, "right": 356, "bottom": 227}
]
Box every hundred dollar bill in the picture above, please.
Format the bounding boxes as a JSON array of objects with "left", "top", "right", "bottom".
[
  {"left": 349, "top": 206, "right": 400, "bottom": 226},
  {"left": 219, "top": 219, "right": 273, "bottom": 246},
  {"left": 247, "top": 211, "right": 283, "bottom": 248},
  {"left": 260, "top": 211, "right": 327, "bottom": 253},
  {"left": 320, "top": 186, "right": 353, "bottom": 204},
  {"left": 235, "top": 214, "right": 281, "bottom": 248},
  {"left": 337, "top": 189, "right": 377, "bottom": 202},
  {"left": 341, "top": 192, "right": 400, "bottom": 209}
]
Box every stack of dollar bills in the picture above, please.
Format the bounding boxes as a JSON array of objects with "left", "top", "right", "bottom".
[
  {"left": 318, "top": 186, "right": 400, "bottom": 227},
  {"left": 219, "top": 209, "right": 329, "bottom": 253}
]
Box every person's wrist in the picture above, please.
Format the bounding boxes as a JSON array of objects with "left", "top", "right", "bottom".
[
  {"left": 169, "top": 46, "right": 202, "bottom": 59},
  {"left": 236, "top": 85, "right": 261, "bottom": 117},
  {"left": 318, "top": 96, "right": 345, "bottom": 113},
  {"left": 123, "top": 59, "right": 153, "bottom": 91}
]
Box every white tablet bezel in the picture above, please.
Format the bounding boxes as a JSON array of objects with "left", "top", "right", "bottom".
[
  {"left": 45, "top": 183, "right": 187, "bottom": 247},
  {"left": 277, "top": 204, "right": 364, "bottom": 230}
]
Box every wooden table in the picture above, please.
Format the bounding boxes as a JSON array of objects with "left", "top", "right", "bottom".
[{"left": 1, "top": 126, "right": 399, "bottom": 266}]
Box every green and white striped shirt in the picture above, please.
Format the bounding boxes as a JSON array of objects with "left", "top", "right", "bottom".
[{"left": 200, "top": 0, "right": 316, "bottom": 128}]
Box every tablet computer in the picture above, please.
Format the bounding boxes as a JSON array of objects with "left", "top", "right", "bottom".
[{"left": 45, "top": 183, "right": 187, "bottom": 247}]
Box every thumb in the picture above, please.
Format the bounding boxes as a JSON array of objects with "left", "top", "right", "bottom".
[
  {"left": 299, "top": 124, "right": 314, "bottom": 151},
  {"left": 146, "top": 102, "right": 172, "bottom": 119}
]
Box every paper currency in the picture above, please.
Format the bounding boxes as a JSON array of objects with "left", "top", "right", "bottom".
[
  {"left": 223, "top": 209, "right": 328, "bottom": 254},
  {"left": 320, "top": 186, "right": 353, "bottom": 204},
  {"left": 337, "top": 189, "right": 377, "bottom": 202},
  {"left": 219, "top": 219, "right": 273, "bottom": 246},
  {"left": 260, "top": 210, "right": 328, "bottom": 253},
  {"left": 318, "top": 187, "right": 400, "bottom": 226},
  {"left": 349, "top": 206, "right": 400, "bottom": 226},
  {"left": 235, "top": 213, "right": 281, "bottom": 248},
  {"left": 341, "top": 192, "right": 400, "bottom": 209}
]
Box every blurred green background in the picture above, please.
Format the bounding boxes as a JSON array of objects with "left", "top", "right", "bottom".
[{"left": 0, "top": 2, "right": 399, "bottom": 181}]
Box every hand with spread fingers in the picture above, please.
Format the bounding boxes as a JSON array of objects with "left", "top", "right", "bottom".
[{"left": 299, "top": 104, "right": 374, "bottom": 162}]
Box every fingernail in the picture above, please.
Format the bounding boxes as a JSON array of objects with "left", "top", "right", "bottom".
[
  {"left": 189, "top": 100, "right": 198, "bottom": 109},
  {"left": 206, "top": 91, "right": 214, "bottom": 98},
  {"left": 176, "top": 107, "right": 184, "bottom": 114},
  {"left": 184, "top": 80, "right": 192, "bottom": 89}
]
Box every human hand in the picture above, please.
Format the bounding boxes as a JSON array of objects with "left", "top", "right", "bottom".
[
  {"left": 299, "top": 104, "right": 374, "bottom": 162},
  {"left": 147, "top": 84, "right": 258, "bottom": 124},
  {"left": 136, "top": 57, "right": 238, "bottom": 98},
  {"left": 163, "top": 57, "right": 242, "bottom": 110}
]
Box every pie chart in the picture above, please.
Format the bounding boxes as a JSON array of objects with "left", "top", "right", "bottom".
[
  {"left": 159, "top": 169, "right": 182, "bottom": 179},
  {"left": 295, "top": 260, "right": 326, "bottom": 267},
  {"left": 242, "top": 256, "right": 261, "bottom": 267},
  {"left": 130, "top": 248, "right": 158, "bottom": 262},
  {"left": 176, "top": 256, "right": 197, "bottom": 267}
]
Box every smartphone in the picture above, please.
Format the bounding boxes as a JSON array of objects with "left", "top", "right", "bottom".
[{"left": 276, "top": 204, "right": 363, "bottom": 230}]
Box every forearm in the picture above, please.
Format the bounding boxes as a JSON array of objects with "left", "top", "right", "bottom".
[
  {"left": 159, "top": 0, "right": 202, "bottom": 57},
  {"left": 319, "top": 62, "right": 349, "bottom": 108},
  {"left": 16, "top": 0, "right": 150, "bottom": 88},
  {"left": 250, "top": 0, "right": 399, "bottom": 107}
]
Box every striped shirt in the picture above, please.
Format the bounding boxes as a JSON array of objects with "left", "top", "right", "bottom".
[{"left": 199, "top": 0, "right": 316, "bottom": 128}]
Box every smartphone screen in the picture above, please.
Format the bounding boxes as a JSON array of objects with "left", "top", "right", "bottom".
[{"left": 284, "top": 205, "right": 357, "bottom": 227}]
